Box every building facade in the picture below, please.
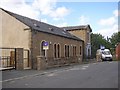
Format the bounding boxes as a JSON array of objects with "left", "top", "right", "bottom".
[
  {"left": 62, "top": 25, "right": 92, "bottom": 59},
  {"left": 0, "top": 8, "right": 84, "bottom": 69},
  {"left": 116, "top": 43, "right": 120, "bottom": 60}
]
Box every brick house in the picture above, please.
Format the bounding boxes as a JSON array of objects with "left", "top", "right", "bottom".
[
  {"left": 62, "top": 25, "right": 92, "bottom": 59},
  {"left": 0, "top": 8, "right": 84, "bottom": 70},
  {"left": 116, "top": 43, "right": 120, "bottom": 60}
]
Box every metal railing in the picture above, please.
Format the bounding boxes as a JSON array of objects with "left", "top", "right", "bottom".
[{"left": 0, "top": 48, "right": 16, "bottom": 69}]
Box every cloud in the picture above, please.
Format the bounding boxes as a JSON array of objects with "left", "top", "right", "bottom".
[
  {"left": 98, "top": 17, "right": 116, "bottom": 26},
  {"left": 0, "top": 0, "right": 25, "bottom": 5},
  {"left": 32, "top": 0, "right": 70, "bottom": 20},
  {"left": 55, "top": 22, "right": 68, "bottom": 27},
  {"left": 50, "top": 7, "right": 70, "bottom": 20},
  {"left": 113, "top": 9, "right": 120, "bottom": 17},
  {"left": 0, "top": 0, "right": 70, "bottom": 21},
  {"left": 0, "top": 0, "right": 41, "bottom": 20},
  {"left": 95, "top": 24, "right": 118, "bottom": 38},
  {"left": 79, "top": 15, "right": 89, "bottom": 25},
  {"left": 32, "top": 0, "right": 56, "bottom": 15},
  {"left": 41, "top": 18, "right": 48, "bottom": 23},
  {"left": 97, "top": 9, "right": 118, "bottom": 38},
  {"left": 98, "top": 9, "right": 118, "bottom": 26},
  {"left": 113, "top": 10, "right": 118, "bottom": 17}
]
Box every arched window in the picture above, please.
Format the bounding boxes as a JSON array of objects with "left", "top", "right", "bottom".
[
  {"left": 73, "top": 46, "right": 76, "bottom": 56},
  {"left": 57, "top": 44, "right": 60, "bottom": 58},
  {"left": 75, "top": 46, "right": 76, "bottom": 56},
  {"left": 80, "top": 46, "right": 82, "bottom": 55},
  {"left": 73, "top": 46, "right": 74, "bottom": 56},
  {"left": 67, "top": 45, "right": 69, "bottom": 57},
  {"left": 65, "top": 45, "right": 69, "bottom": 57},
  {"left": 54, "top": 44, "right": 57, "bottom": 58},
  {"left": 41, "top": 41, "right": 45, "bottom": 56},
  {"left": 65, "top": 45, "right": 67, "bottom": 57}
]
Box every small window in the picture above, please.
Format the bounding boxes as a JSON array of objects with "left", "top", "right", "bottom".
[
  {"left": 54, "top": 44, "right": 57, "bottom": 58},
  {"left": 65, "top": 45, "right": 67, "bottom": 57},
  {"left": 65, "top": 45, "right": 69, "bottom": 57},
  {"left": 80, "top": 46, "right": 82, "bottom": 55},
  {"left": 75, "top": 46, "right": 76, "bottom": 56},
  {"left": 34, "top": 23, "right": 37, "bottom": 26},
  {"left": 49, "top": 28, "right": 54, "bottom": 31},
  {"left": 73, "top": 46, "right": 74, "bottom": 56},
  {"left": 73, "top": 46, "right": 76, "bottom": 56},
  {"left": 67, "top": 45, "right": 69, "bottom": 57},
  {"left": 57, "top": 44, "right": 60, "bottom": 58},
  {"left": 41, "top": 41, "right": 45, "bottom": 56},
  {"left": 62, "top": 31, "right": 67, "bottom": 35}
]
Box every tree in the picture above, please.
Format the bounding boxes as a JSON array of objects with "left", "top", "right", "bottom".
[
  {"left": 91, "top": 33, "right": 111, "bottom": 58},
  {"left": 110, "top": 32, "right": 120, "bottom": 48},
  {"left": 91, "top": 32, "right": 120, "bottom": 58}
]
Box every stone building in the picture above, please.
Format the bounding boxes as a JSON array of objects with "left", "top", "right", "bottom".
[
  {"left": 0, "top": 8, "right": 84, "bottom": 70},
  {"left": 62, "top": 25, "right": 92, "bottom": 59}
]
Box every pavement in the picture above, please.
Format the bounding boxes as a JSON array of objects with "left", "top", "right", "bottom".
[
  {"left": 2, "top": 64, "right": 79, "bottom": 82},
  {"left": 1, "top": 61, "right": 119, "bottom": 88},
  {"left": 2, "top": 59, "right": 97, "bottom": 81}
]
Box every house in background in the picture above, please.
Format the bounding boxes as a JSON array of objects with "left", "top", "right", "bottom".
[
  {"left": 62, "top": 25, "right": 92, "bottom": 59},
  {"left": 0, "top": 8, "right": 84, "bottom": 70}
]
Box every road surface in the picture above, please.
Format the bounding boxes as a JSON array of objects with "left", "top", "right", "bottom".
[{"left": 2, "top": 61, "right": 119, "bottom": 88}]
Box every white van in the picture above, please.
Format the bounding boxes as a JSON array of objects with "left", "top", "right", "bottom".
[{"left": 96, "top": 49, "right": 112, "bottom": 61}]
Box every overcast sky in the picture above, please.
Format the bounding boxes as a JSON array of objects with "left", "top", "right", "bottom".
[{"left": 0, "top": 0, "right": 119, "bottom": 38}]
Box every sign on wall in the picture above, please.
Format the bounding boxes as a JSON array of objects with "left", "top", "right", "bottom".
[
  {"left": 43, "top": 41, "right": 49, "bottom": 50},
  {"left": 100, "top": 45, "right": 105, "bottom": 50}
]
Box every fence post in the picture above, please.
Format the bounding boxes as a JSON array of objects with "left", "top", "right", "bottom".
[
  {"left": 15, "top": 48, "right": 24, "bottom": 70},
  {"left": 37, "top": 56, "right": 46, "bottom": 70}
]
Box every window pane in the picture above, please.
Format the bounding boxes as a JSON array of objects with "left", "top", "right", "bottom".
[
  {"left": 41, "top": 41, "right": 45, "bottom": 56},
  {"left": 58, "top": 44, "right": 60, "bottom": 58},
  {"left": 65, "top": 45, "right": 67, "bottom": 57},
  {"left": 75, "top": 46, "right": 76, "bottom": 56},
  {"left": 54, "top": 44, "right": 57, "bottom": 58},
  {"left": 80, "top": 46, "right": 81, "bottom": 55},
  {"left": 68, "top": 45, "right": 69, "bottom": 57}
]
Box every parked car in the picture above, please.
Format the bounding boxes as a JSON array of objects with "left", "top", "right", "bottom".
[{"left": 96, "top": 49, "right": 112, "bottom": 61}]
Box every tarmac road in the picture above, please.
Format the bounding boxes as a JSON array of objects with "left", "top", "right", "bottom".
[{"left": 2, "top": 61, "right": 119, "bottom": 88}]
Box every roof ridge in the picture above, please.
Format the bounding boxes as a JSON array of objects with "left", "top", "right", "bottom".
[{"left": 62, "top": 25, "right": 89, "bottom": 28}]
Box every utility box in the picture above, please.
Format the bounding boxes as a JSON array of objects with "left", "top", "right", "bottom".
[{"left": 116, "top": 43, "right": 120, "bottom": 60}]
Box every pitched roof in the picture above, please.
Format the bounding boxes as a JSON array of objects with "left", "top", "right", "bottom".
[
  {"left": 62, "top": 25, "right": 92, "bottom": 32},
  {"left": 1, "top": 8, "right": 83, "bottom": 41}
]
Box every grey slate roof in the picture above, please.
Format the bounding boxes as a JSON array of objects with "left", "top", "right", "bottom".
[
  {"left": 2, "top": 8, "right": 83, "bottom": 41},
  {"left": 62, "top": 25, "right": 92, "bottom": 32}
]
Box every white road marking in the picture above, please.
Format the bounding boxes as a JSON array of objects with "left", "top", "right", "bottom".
[
  {"left": 83, "top": 65, "right": 89, "bottom": 68},
  {"left": 93, "top": 63, "right": 97, "bottom": 64},
  {"left": 47, "top": 73, "right": 56, "bottom": 77},
  {"left": 69, "top": 68, "right": 80, "bottom": 71},
  {"left": 81, "top": 67, "right": 86, "bottom": 70},
  {"left": 8, "top": 80, "right": 15, "bottom": 84},
  {"left": 25, "top": 83, "right": 29, "bottom": 86}
]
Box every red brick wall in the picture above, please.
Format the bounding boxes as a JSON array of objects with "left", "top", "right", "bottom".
[{"left": 116, "top": 43, "right": 120, "bottom": 60}]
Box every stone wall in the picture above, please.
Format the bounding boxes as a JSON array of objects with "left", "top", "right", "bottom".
[
  {"left": 31, "top": 30, "right": 84, "bottom": 69},
  {"left": 36, "top": 56, "right": 82, "bottom": 70}
]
